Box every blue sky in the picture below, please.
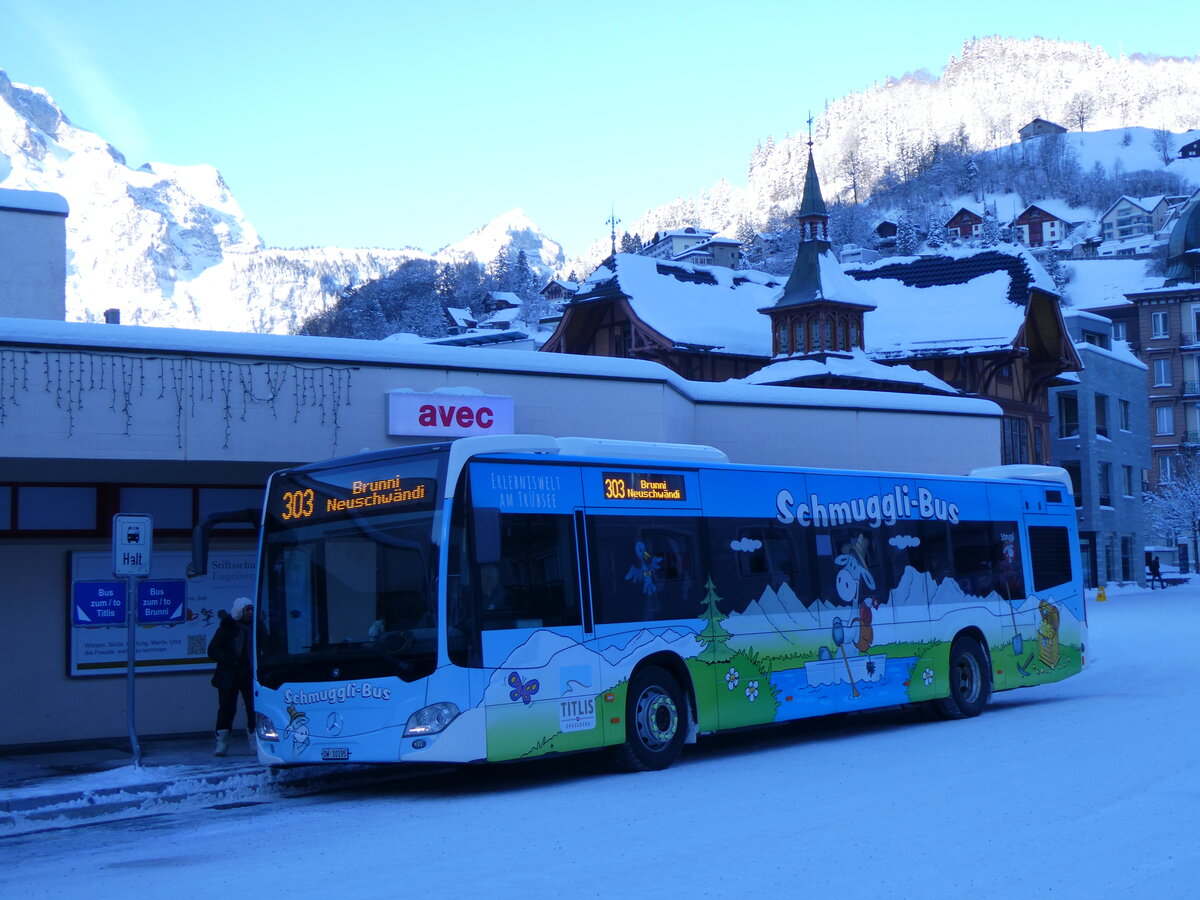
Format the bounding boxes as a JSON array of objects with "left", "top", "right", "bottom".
[{"left": 0, "top": 1, "right": 1195, "bottom": 258}]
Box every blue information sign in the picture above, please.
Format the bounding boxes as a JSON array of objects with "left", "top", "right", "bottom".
[
  {"left": 73, "top": 581, "right": 127, "bottom": 626},
  {"left": 137, "top": 580, "right": 186, "bottom": 624}
]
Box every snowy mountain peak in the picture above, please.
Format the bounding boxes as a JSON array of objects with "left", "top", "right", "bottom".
[{"left": 437, "top": 207, "right": 565, "bottom": 282}]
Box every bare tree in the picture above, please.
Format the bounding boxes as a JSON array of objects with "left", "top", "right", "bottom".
[
  {"left": 838, "top": 134, "right": 872, "bottom": 204},
  {"left": 1152, "top": 127, "right": 1177, "bottom": 166},
  {"left": 1065, "top": 92, "right": 1096, "bottom": 131},
  {"left": 1143, "top": 451, "right": 1200, "bottom": 571}
]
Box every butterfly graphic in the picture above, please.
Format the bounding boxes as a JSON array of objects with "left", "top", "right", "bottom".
[{"left": 508, "top": 671, "right": 540, "bottom": 705}]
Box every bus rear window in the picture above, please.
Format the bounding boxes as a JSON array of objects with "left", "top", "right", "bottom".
[{"left": 1028, "top": 526, "right": 1073, "bottom": 592}]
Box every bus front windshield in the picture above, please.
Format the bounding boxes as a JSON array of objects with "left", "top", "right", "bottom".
[{"left": 258, "top": 454, "right": 444, "bottom": 688}]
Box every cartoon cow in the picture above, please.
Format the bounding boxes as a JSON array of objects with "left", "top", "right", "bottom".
[{"left": 834, "top": 534, "right": 876, "bottom": 653}]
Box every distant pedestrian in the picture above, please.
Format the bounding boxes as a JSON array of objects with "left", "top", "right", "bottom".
[
  {"left": 1148, "top": 556, "right": 1166, "bottom": 590},
  {"left": 207, "top": 596, "right": 255, "bottom": 757}
]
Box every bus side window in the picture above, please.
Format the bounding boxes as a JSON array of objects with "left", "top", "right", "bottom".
[
  {"left": 950, "top": 522, "right": 997, "bottom": 598},
  {"left": 483, "top": 513, "right": 579, "bottom": 630},
  {"left": 590, "top": 516, "right": 703, "bottom": 624},
  {"left": 705, "top": 518, "right": 815, "bottom": 615}
]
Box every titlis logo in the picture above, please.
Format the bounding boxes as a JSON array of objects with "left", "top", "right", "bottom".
[{"left": 775, "top": 484, "right": 960, "bottom": 528}]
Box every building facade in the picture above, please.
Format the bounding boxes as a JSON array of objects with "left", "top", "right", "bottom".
[
  {"left": 0, "top": 187, "right": 68, "bottom": 320},
  {"left": 1048, "top": 311, "right": 1150, "bottom": 586}
]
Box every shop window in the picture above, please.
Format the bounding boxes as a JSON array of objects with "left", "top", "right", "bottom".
[
  {"left": 120, "top": 487, "right": 193, "bottom": 530},
  {"left": 17, "top": 486, "right": 97, "bottom": 530}
]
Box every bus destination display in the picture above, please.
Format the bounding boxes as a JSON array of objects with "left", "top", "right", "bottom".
[
  {"left": 276, "top": 476, "right": 436, "bottom": 522},
  {"left": 601, "top": 472, "right": 686, "bottom": 502}
]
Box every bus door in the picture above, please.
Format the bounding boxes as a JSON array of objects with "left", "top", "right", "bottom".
[
  {"left": 581, "top": 467, "right": 704, "bottom": 736},
  {"left": 466, "top": 461, "right": 601, "bottom": 762},
  {"left": 1020, "top": 485, "right": 1085, "bottom": 678}
]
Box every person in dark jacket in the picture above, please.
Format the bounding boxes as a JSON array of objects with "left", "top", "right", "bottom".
[
  {"left": 207, "top": 596, "right": 255, "bottom": 757},
  {"left": 1148, "top": 555, "right": 1166, "bottom": 590}
]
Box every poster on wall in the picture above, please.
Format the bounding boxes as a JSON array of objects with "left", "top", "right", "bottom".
[{"left": 69, "top": 550, "right": 256, "bottom": 677}]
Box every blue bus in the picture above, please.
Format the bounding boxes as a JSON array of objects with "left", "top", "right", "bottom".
[{"left": 202, "top": 435, "right": 1084, "bottom": 771}]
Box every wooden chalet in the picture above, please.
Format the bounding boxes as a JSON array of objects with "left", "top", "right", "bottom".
[
  {"left": 540, "top": 278, "right": 578, "bottom": 305},
  {"left": 538, "top": 254, "right": 779, "bottom": 382},
  {"left": 1018, "top": 118, "right": 1067, "bottom": 141},
  {"left": 945, "top": 207, "right": 985, "bottom": 241},
  {"left": 1012, "top": 200, "right": 1085, "bottom": 247}
]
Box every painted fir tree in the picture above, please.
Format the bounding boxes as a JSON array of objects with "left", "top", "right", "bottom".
[{"left": 696, "top": 577, "right": 734, "bottom": 663}]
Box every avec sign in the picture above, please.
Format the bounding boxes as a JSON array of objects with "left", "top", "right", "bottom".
[{"left": 387, "top": 391, "right": 514, "bottom": 437}]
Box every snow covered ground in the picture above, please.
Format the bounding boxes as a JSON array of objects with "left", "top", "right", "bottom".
[{"left": 3, "top": 581, "right": 1198, "bottom": 898}]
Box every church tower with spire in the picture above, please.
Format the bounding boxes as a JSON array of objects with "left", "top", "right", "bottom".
[{"left": 760, "top": 141, "right": 874, "bottom": 360}]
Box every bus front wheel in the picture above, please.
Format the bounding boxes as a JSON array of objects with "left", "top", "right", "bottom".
[
  {"left": 615, "top": 665, "right": 687, "bottom": 772},
  {"left": 935, "top": 637, "right": 991, "bottom": 719}
]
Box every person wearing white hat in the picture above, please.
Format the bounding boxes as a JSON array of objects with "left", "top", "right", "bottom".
[{"left": 206, "top": 596, "right": 255, "bottom": 757}]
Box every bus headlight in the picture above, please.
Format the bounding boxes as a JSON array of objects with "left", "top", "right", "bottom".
[
  {"left": 256, "top": 712, "right": 280, "bottom": 741},
  {"left": 404, "top": 702, "right": 460, "bottom": 736}
]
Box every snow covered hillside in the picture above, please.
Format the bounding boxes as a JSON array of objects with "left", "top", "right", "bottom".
[{"left": 570, "top": 37, "right": 1200, "bottom": 274}]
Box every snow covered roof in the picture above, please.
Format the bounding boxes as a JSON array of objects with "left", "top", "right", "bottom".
[
  {"left": 860, "top": 271, "right": 1025, "bottom": 358},
  {"left": 1074, "top": 338, "right": 1147, "bottom": 371},
  {"left": 1019, "top": 199, "right": 1088, "bottom": 223},
  {"left": 740, "top": 349, "right": 959, "bottom": 393},
  {"left": 575, "top": 253, "right": 783, "bottom": 356},
  {"left": 480, "top": 307, "right": 520, "bottom": 326},
  {"left": 0, "top": 316, "right": 999, "bottom": 418},
  {"left": 0, "top": 187, "right": 69, "bottom": 215},
  {"left": 674, "top": 236, "right": 742, "bottom": 258},
  {"left": 573, "top": 247, "right": 1060, "bottom": 363},
  {"left": 445, "top": 307, "right": 476, "bottom": 328},
  {"left": 849, "top": 245, "right": 1057, "bottom": 301},
  {"left": 1099, "top": 194, "right": 1167, "bottom": 219},
  {"left": 651, "top": 227, "right": 716, "bottom": 241}
]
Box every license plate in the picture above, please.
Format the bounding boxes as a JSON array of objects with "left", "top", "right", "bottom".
[{"left": 321, "top": 747, "right": 350, "bottom": 761}]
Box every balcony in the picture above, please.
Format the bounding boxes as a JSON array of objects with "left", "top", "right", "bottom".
[
  {"left": 1185, "top": 432, "right": 1200, "bottom": 445},
  {"left": 1184, "top": 381, "right": 1200, "bottom": 396},
  {"left": 1182, "top": 334, "right": 1200, "bottom": 347}
]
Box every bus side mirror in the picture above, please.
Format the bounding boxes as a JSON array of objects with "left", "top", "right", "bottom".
[
  {"left": 472, "top": 508, "right": 501, "bottom": 565},
  {"left": 188, "top": 508, "right": 260, "bottom": 577}
]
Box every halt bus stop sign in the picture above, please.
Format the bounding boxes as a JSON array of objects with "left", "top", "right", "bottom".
[{"left": 113, "top": 514, "right": 153, "bottom": 576}]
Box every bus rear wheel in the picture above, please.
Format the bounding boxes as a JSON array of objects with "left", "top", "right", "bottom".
[
  {"left": 614, "top": 665, "right": 687, "bottom": 772},
  {"left": 935, "top": 636, "right": 991, "bottom": 719}
]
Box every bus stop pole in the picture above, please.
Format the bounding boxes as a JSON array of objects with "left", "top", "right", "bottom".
[{"left": 127, "top": 574, "right": 142, "bottom": 767}]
